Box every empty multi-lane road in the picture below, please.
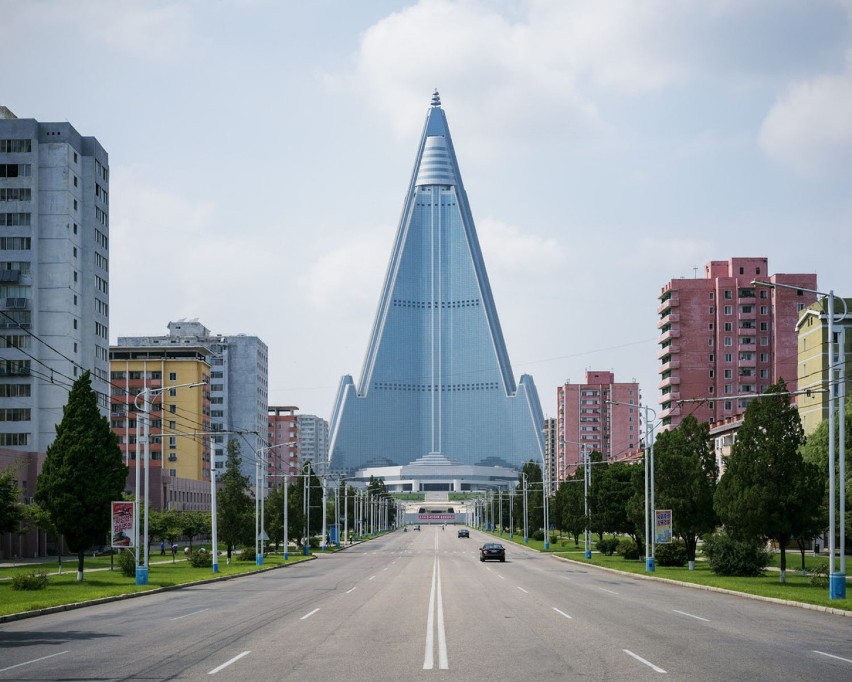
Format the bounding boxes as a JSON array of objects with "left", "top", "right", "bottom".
[{"left": 1, "top": 527, "right": 850, "bottom": 680}]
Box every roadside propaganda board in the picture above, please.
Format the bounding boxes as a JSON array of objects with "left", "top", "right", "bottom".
[
  {"left": 418, "top": 514, "right": 455, "bottom": 521},
  {"left": 655, "top": 509, "right": 673, "bottom": 544},
  {"left": 111, "top": 501, "right": 135, "bottom": 548}
]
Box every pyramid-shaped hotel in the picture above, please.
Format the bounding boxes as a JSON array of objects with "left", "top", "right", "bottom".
[{"left": 328, "top": 92, "right": 544, "bottom": 490}]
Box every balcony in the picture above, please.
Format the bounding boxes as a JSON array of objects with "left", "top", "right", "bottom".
[
  {"left": 659, "top": 358, "right": 681, "bottom": 373},
  {"left": 657, "top": 344, "right": 680, "bottom": 360},
  {"left": 657, "top": 312, "right": 680, "bottom": 329},
  {"left": 657, "top": 292, "right": 680, "bottom": 314},
  {"left": 657, "top": 328, "right": 681, "bottom": 344},
  {"left": 658, "top": 374, "right": 681, "bottom": 390},
  {"left": 658, "top": 403, "right": 682, "bottom": 419}
]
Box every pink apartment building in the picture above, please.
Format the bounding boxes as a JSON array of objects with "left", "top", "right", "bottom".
[
  {"left": 657, "top": 257, "right": 816, "bottom": 429},
  {"left": 556, "top": 371, "right": 641, "bottom": 482},
  {"left": 267, "top": 406, "right": 300, "bottom": 486}
]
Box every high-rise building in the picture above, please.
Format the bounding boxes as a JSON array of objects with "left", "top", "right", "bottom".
[
  {"left": 117, "top": 319, "right": 268, "bottom": 480},
  {"left": 0, "top": 106, "right": 111, "bottom": 453},
  {"left": 543, "top": 417, "right": 557, "bottom": 494},
  {"left": 328, "top": 92, "right": 545, "bottom": 483},
  {"left": 657, "top": 258, "right": 816, "bottom": 429},
  {"left": 556, "top": 371, "right": 640, "bottom": 481},
  {"left": 298, "top": 414, "right": 329, "bottom": 470},
  {"left": 268, "top": 405, "right": 300, "bottom": 483},
  {"left": 796, "top": 296, "right": 852, "bottom": 435},
  {"left": 108, "top": 344, "right": 211, "bottom": 481}
]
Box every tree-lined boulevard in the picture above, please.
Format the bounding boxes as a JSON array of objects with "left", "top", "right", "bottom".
[{"left": 1, "top": 526, "right": 849, "bottom": 681}]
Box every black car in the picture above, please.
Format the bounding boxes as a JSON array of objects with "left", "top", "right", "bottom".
[
  {"left": 458, "top": 528, "right": 470, "bottom": 538},
  {"left": 480, "top": 542, "right": 505, "bottom": 562},
  {"left": 413, "top": 525, "right": 421, "bottom": 531}
]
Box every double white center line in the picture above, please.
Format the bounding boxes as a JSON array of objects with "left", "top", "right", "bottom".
[{"left": 423, "top": 542, "right": 448, "bottom": 669}]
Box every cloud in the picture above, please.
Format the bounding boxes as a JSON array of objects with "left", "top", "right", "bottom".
[
  {"left": 348, "top": 0, "right": 711, "bottom": 146},
  {"left": 477, "top": 217, "right": 563, "bottom": 274},
  {"left": 758, "top": 55, "right": 852, "bottom": 176}
]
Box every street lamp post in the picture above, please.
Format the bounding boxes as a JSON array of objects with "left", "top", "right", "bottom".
[
  {"left": 133, "top": 381, "right": 204, "bottom": 585},
  {"left": 584, "top": 444, "right": 592, "bottom": 560},
  {"left": 754, "top": 280, "right": 847, "bottom": 599},
  {"left": 509, "top": 486, "right": 514, "bottom": 539},
  {"left": 522, "top": 474, "right": 529, "bottom": 543},
  {"left": 607, "top": 399, "right": 656, "bottom": 572}
]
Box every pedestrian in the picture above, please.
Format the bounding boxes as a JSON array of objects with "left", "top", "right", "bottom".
[
  {"left": 159, "top": 540, "right": 165, "bottom": 556},
  {"left": 171, "top": 543, "right": 177, "bottom": 557}
]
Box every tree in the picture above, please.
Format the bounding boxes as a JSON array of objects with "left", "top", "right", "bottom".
[
  {"left": 554, "top": 473, "right": 585, "bottom": 546},
  {"left": 217, "top": 439, "right": 254, "bottom": 561},
  {"left": 654, "top": 416, "right": 718, "bottom": 569},
  {"left": 264, "top": 484, "right": 286, "bottom": 550},
  {"left": 179, "top": 511, "right": 211, "bottom": 551},
  {"left": 714, "top": 380, "right": 822, "bottom": 583},
  {"left": 589, "top": 461, "right": 636, "bottom": 540},
  {"left": 0, "top": 469, "right": 23, "bottom": 535},
  {"left": 513, "top": 461, "right": 543, "bottom": 532},
  {"left": 34, "top": 371, "right": 127, "bottom": 581},
  {"left": 801, "top": 397, "right": 852, "bottom": 544}
]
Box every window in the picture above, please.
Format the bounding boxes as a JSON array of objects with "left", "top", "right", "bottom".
[
  {"left": 0, "top": 188, "right": 32, "bottom": 202},
  {"left": 724, "top": 306, "right": 733, "bottom": 315},
  {"left": 724, "top": 385, "right": 733, "bottom": 394},
  {"left": 0, "top": 212, "right": 31, "bottom": 226},
  {"left": 724, "top": 401, "right": 733, "bottom": 411},
  {"left": 724, "top": 369, "right": 732, "bottom": 379},
  {"left": 73, "top": 175, "right": 78, "bottom": 187},
  {"left": 760, "top": 290, "right": 768, "bottom": 299},
  {"left": 709, "top": 370, "right": 715, "bottom": 378},
  {"left": 168, "top": 388, "right": 177, "bottom": 397},
  {"left": 760, "top": 322, "right": 768, "bottom": 331},
  {"left": 760, "top": 337, "right": 769, "bottom": 346},
  {"left": 169, "top": 372, "right": 177, "bottom": 381},
  {"left": 724, "top": 322, "right": 732, "bottom": 331},
  {"left": 709, "top": 323, "right": 714, "bottom": 330},
  {"left": 724, "top": 337, "right": 732, "bottom": 346},
  {"left": 73, "top": 199, "right": 78, "bottom": 211},
  {"left": 724, "top": 290, "right": 732, "bottom": 300},
  {"left": 0, "top": 139, "right": 32, "bottom": 153},
  {"left": 0, "top": 163, "right": 32, "bottom": 177},
  {"left": 168, "top": 404, "right": 176, "bottom": 413},
  {"left": 709, "top": 354, "right": 715, "bottom": 362},
  {"left": 760, "top": 306, "right": 768, "bottom": 315}
]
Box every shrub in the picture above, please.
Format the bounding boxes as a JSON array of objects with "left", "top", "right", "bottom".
[
  {"left": 703, "top": 532, "right": 771, "bottom": 577},
  {"left": 550, "top": 534, "right": 558, "bottom": 545},
  {"left": 617, "top": 538, "right": 640, "bottom": 560},
  {"left": 117, "top": 549, "right": 137, "bottom": 577},
  {"left": 11, "top": 570, "right": 49, "bottom": 591},
  {"left": 596, "top": 538, "right": 619, "bottom": 556},
  {"left": 239, "top": 547, "right": 256, "bottom": 562},
  {"left": 308, "top": 536, "right": 320, "bottom": 549},
  {"left": 532, "top": 529, "right": 545, "bottom": 541},
  {"left": 809, "top": 561, "right": 830, "bottom": 588},
  {"left": 655, "top": 540, "right": 688, "bottom": 567},
  {"left": 188, "top": 549, "right": 212, "bottom": 567}
]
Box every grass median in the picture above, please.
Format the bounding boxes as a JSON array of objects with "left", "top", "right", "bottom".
[
  {"left": 0, "top": 552, "right": 314, "bottom": 618},
  {"left": 479, "top": 529, "right": 850, "bottom": 612}
]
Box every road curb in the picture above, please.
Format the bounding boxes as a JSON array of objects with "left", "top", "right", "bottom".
[
  {"left": 551, "top": 554, "right": 851, "bottom": 618},
  {"left": 0, "top": 556, "right": 316, "bottom": 625}
]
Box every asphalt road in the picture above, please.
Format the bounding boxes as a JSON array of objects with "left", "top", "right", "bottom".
[{"left": 0, "top": 526, "right": 850, "bottom": 681}]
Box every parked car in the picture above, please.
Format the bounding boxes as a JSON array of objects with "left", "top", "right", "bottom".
[
  {"left": 458, "top": 528, "right": 470, "bottom": 538},
  {"left": 413, "top": 525, "right": 421, "bottom": 531},
  {"left": 480, "top": 542, "right": 505, "bottom": 562}
]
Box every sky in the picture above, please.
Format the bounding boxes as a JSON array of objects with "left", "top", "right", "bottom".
[{"left": 2, "top": 0, "right": 852, "bottom": 422}]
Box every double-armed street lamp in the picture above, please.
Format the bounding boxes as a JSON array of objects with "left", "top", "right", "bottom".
[
  {"left": 607, "top": 399, "right": 657, "bottom": 572},
  {"left": 133, "top": 381, "right": 205, "bottom": 585},
  {"left": 753, "top": 280, "right": 848, "bottom": 599},
  {"left": 254, "top": 441, "right": 298, "bottom": 566}
]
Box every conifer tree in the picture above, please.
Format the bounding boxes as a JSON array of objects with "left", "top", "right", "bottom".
[
  {"left": 35, "top": 371, "right": 127, "bottom": 581},
  {"left": 714, "top": 380, "right": 821, "bottom": 583},
  {"left": 217, "top": 439, "right": 254, "bottom": 561}
]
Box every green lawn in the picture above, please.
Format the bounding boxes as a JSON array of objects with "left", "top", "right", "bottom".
[
  {"left": 0, "top": 553, "right": 313, "bottom": 618},
  {"left": 476, "top": 529, "right": 850, "bottom": 612}
]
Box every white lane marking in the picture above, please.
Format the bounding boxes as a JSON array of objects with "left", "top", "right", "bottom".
[
  {"left": 208, "top": 651, "right": 251, "bottom": 675},
  {"left": 516, "top": 586, "right": 529, "bottom": 594},
  {"left": 814, "top": 650, "right": 852, "bottom": 664},
  {"left": 369, "top": 575, "right": 376, "bottom": 580},
  {"left": 497, "top": 574, "right": 505, "bottom": 580},
  {"left": 383, "top": 566, "right": 389, "bottom": 571},
  {"left": 346, "top": 586, "right": 357, "bottom": 594},
  {"left": 0, "top": 651, "right": 69, "bottom": 674},
  {"left": 485, "top": 566, "right": 492, "bottom": 572},
  {"left": 423, "top": 554, "right": 449, "bottom": 670},
  {"left": 553, "top": 607, "right": 572, "bottom": 619},
  {"left": 423, "top": 556, "right": 436, "bottom": 670},
  {"left": 673, "top": 609, "right": 709, "bottom": 622},
  {"left": 598, "top": 587, "right": 618, "bottom": 595},
  {"left": 623, "top": 650, "right": 666, "bottom": 673},
  {"left": 436, "top": 556, "right": 448, "bottom": 669},
  {"left": 300, "top": 608, "right": 320, "bottom": 620},
  {"left": 170, "top": 608, "right": 210, "bottom": 621}
]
